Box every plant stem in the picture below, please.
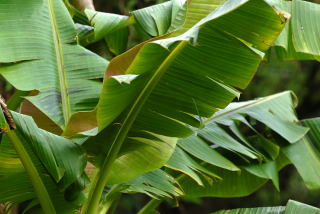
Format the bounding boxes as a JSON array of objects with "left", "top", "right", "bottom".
[
  {"left": 137, "top": 199, "right": 162, "bottom": 214},
  {"left": 83, "top": 41, "right": 188, "bottom": 214},
  {"left": 7, "top": 130, "right": 56, "bottom": 214}
]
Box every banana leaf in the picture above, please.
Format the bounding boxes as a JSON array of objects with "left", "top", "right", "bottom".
[{"left": 0, "top": 0, "right": 108, "bottom": 131}]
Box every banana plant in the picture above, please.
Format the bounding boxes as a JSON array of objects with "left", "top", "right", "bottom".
[
  {"left": 80, "top": 0, "right": 287, "bottom": 213},
  {"left": 1, "top": 0, "right": 320, "bottom": 213}
]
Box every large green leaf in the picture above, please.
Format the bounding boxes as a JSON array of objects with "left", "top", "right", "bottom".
[
  {"left": 213, "top": 200, "right": 320, "bottom": 214},
  {"left": 270, "top": 0, "right": 320, "bottom": 60},
  {"left": 0, "top": 112, "right": 87, "bottom": 213},
  {"left": 85, "top": 0, "right": 286, "bottom": 186},
  {"left": 0, "top": 0, "right": 108, "bottom": 130},
  {"left": 81, "top": 2, "right": 286, "bottom": 212}
]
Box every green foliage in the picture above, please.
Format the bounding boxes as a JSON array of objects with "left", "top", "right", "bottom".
[
  {"left": 0, "top": 111, "right": 87, "bottom": 213},
  {"left": 0, "top": 0, "right": 320, "bottom": 213},
  {"left": 169, "top": 92, "right": 315, "bottom": 198}
]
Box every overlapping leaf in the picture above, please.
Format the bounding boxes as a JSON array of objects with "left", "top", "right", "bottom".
[
  {"left": 84, "top": 0, "right": 287, "bottom": 186},
  {"left": 170, "top": 91, "right": 320, "bottom": 198},
  {"left": 122, "top": 169, "right": 183, "bottom": 198},
  {"left": 0, "top": 112, "right": 87, "bottom": 213},
  {"left": 78, "top": 0, "right": 186, "bottom": 53}
]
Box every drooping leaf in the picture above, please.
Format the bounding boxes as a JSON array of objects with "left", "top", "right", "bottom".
[
  {"left": 243, "top": 158, "right": 281, "bottom": 191},
  {"left": 211, "top": 91, "right": 308, "bottom": 143},
  {"left": 122, "top": 169, "right": 183, "bottom": 199},
  {"left": 179, "top": 165, "right": 267, "bottom": 198},
  {"left": 178, "top": 135, "right": 239, "bottom": 172},
  {"left": 174, "top": 91, "right": 309, "bottom": 197},
  {"left": 166, "top": 147, "right": 221, "bottom": 186}
]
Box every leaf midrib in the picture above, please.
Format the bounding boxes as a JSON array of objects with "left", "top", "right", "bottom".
[
  {"left": 47, "top": 0, "right": 71, "bottom": 127},
  {"left": 206, "top": 91, "right": 292, "bottom": 123},
  {"left": 105, "top": 41, "right": 188, "bottom": 170},
  {"left": 83, "top": 41, "right": 188, "bottom": 214}
]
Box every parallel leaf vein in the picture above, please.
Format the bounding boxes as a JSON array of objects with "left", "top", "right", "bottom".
[{"left": 47, "top": 0, "right": 71, "bottom": 126}]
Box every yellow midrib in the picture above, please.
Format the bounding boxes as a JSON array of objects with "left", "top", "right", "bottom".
[{"left": 47, "top": 0, "right": 71, "bottom": 127}]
